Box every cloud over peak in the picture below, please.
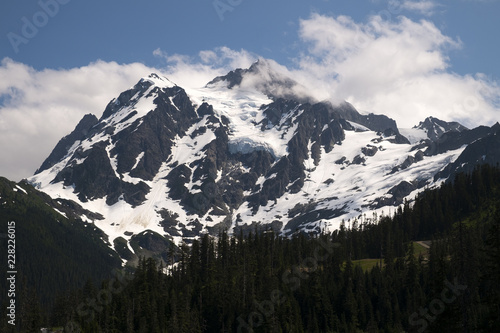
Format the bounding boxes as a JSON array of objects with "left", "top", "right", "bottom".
[{"left": 295, "top": 13, "right": 499, "bottom": 128}]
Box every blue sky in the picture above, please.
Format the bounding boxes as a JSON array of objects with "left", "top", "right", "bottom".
[
  {"left": 0, "top": 0, "right": 499, "bottom": 77},
  {"left": 1, "top": 0, "right": 500, "bottom": 180}
]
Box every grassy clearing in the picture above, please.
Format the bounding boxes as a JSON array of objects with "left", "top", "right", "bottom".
[
  {"left": 352, "top": 258, "right": 381, "bottom": 272},
  {"left": 350, "top": 241, "right": 430, "bottom": 272},
  {"left": 413, "top": 241, "right": 429, "bottom": 258}
]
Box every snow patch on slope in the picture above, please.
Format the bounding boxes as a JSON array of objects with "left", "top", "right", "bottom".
[
  {"left": 186, "top": 83, "right": 296, "bottom": 158},
  {"left": 400, "top": 127, "right": 428, "bottom": 144},
  {"left": 232, "top": 128, "right": 466, "bottom": 235}
]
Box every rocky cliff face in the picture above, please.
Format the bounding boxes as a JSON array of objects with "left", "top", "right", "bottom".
[
  {"left": 416, "top": 116, "right": 468, "bottom": 141},
  {"left": 435, "top": 123, "right": 500, "bottom": 180},
  {"left": 36, "top": 113, "right": 99, "bottom": 174},
  {"left": 27, "top": 61, "right": 500, "bottom": 263}
]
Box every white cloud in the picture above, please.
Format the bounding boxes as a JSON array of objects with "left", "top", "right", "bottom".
[
  {"left": 295, "top": 13, "right": 500, "bottom": 128},
  {"left": 394, "top": 0, "right": 439, "bottom": 16}
]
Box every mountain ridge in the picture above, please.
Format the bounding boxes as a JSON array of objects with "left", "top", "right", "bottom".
[{"left": 25, "top": 62, "right": 500, "bottom": 264}]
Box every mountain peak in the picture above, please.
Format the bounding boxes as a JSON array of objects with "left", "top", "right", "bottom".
[
  {"left": 205, "top": 58, "right": 306, "bottom": 101},
  {"left": 206, "top": 58, "right": 279, "bottom": 89},
  {"left": 141, "top": 73, "right": 177, "bottom": 89},
  {"left": 99, "top": 73, "right": 177, "bottom": 121},
  {"left": 247, "top": 58, "right": 276, "bottom": 74},
  {"left": 415, "top": 116, "right": 468, "bottom": 141}
]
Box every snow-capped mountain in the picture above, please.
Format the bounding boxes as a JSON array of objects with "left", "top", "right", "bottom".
[
  {"left": 415, "top": 116, "right": 468, "bottom": 142},
  {"left": 27, "top": 60, "right": 500, "bottom": 261}
]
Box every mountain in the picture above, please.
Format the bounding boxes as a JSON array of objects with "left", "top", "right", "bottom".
[
  {"left": 207, "top": 59, "right": 298, "bottom": 94},
  {"left": 26, "top": 60, "right": 500, "bottom": 264}
]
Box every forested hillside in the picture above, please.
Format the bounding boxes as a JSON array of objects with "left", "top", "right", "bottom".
[{"left": 0, "top": 177, "right": 122, "bottom": 332}]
